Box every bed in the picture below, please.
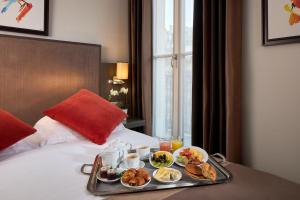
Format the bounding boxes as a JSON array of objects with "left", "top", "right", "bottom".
[
  {"left": 0, "top": 127, "right": 158, "bottom": 200},
  {"left": 0, "top": 35, "right": 299, "bottom": 200}
]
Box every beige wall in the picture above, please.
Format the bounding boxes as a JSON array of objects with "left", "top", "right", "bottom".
[
  {"left": 0, "top": 0, "right": 129, "bottom": 63},
  {"left": 243, "top": 0, "right": 300, "bottom": 183}
]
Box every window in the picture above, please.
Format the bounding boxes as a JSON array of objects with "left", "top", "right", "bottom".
[{"left": 153, "top": 0, "right": 194, "bottom": 145}]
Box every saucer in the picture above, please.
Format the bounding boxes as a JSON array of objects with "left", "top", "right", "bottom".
[
  {"left": 96, "top": 168, "right": 124, "bottom": 183},
  {"left": 119, "top": 161, "right": 145, "bottom": 169},
  {"left": 96, "top": 175, "right": 120, "bottom": 183},
  {"left": 121, "top": 176, "right": 151, "bottom": 190}
]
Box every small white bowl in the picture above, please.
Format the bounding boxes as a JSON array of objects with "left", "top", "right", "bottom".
[
  {"left": 153, "top": 168, "right": 182, "bottom": 184},
  {"left": 149, "top": 151, "right": 174, "bottom": 169},
  {"left": 120, "top": 177, "right": 151, "bottom": 190}
]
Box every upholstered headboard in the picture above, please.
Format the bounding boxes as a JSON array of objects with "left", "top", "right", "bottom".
[{"left": 0, "top": 34, "right": 101, "bottom": 125}]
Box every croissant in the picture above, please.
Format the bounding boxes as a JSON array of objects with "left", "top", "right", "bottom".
[
  {"left": 122, "top": 168, "right": 151, "bottom": 186},
  {"left": 136, "top": 176, "right": 146, "bottom": 186},
  {"left": 185, "top": 163, "right": 203, "bottom": 176},
  {"left": 136, "top": 168, "right": 148, "bottom": 176},
  {"left": 201, "top": 163, "right": 217, "bottom": 181},
  {"left": 185, "top": 163, "right": 217, "bottom": 181},
  {"left": 128, "top": 177, "right": 138, "bottom": 186},
  {"left": 122, "top": 175, "right": 130, "bottom": 183}
]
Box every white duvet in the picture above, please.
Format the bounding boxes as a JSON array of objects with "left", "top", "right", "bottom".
[{"left": 0, "top": 129, "right": 158, "bottom": 200}]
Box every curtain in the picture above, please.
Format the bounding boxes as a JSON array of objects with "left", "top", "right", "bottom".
[
  {"left": 128, "top": 0, "right": 153, "bottom": 135},
  {"left": 192, "top": 0, "right": 242, "bottom": 163}
]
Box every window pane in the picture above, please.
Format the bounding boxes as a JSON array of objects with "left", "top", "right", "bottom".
[
  {"left": 153, "top": 57, "right": 173, "bottom": 138},
  {"left": 181, "top": 0, "right": 194, "bottom": 53},
  {"left": 153, "top": 0, "right": 174, "bottom": 56},
  {"left": 180, "top": 55, "right": 192, "bottom": 146}
]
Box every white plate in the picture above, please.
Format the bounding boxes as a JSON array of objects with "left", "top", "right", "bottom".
[
  {"left": 96, "top": 175, "right": 120, "bottom": 183},
  {"left": 120, "top": 177, "right": 151, "bottom": 190},
  {"left": 96, "top": 172, "right": 121, "bottom": 183},
  {"left": 119, "top": 161, "right": 145, "bottom": 169},
  {"left": 153, "top": 168, "right": 182, "bottom": 184},
  {"left": 173, "top": 146, "right": 208, "bottom": 167},
  {"left": 96, "top": 168, "right": 123, "bottom": 183},
  {"left": 149, "top": 151, "right": 174, "bottom": 169}
]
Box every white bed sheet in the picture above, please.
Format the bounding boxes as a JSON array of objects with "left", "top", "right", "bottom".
[{"left": 0, "top": 129, "right": 158, "bottom": 200}]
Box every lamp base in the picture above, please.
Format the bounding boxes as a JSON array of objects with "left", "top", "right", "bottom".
[{"left": 108, "top": 78, "right": 125, "bottom": 85}]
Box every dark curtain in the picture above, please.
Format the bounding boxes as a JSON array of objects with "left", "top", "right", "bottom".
[
  {"left": 128, "top": 0, "right": 153, "bottom": 135},
  {"left": 192, "top": 0, "right": 242, "bottom": 163}
]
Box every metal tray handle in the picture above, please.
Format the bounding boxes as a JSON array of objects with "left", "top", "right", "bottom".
[
  {"left": 211, "top": 153, "right": 226, "bottom": 164},
  {"left": 81, "top": 164, "right": 93, "bottom": 175}
]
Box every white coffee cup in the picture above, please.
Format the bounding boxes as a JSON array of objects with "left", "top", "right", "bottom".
[
  {"left": 125, "top": 153, "right": 140, "bottom": 168},
  {"left": 136, "top": 145, "right": 150, "bottom": 159}
]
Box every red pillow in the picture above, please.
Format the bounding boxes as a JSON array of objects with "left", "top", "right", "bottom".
[
  {"left": 0, "top": 108, "right": 36, "bottom": 151},
  {"left": 43, "top": 89, "right": 127, "bottom": 145}
]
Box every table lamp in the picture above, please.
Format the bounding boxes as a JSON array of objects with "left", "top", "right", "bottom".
[{"left": 108, "top": 62, "right": 129, "bottom": 84}]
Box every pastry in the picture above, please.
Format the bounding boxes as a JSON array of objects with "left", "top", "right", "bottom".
[
  {"left": 201, "top": 163, "right": 217, "bottom": 181},
  {"left": 128, "top": 177, "right": 138, "bottom": 186},
  {"left": 185, "top": 163, "right": 203, "bottom": 176},
  {"left": 136, "top": 168, "right": 150, "bottom": 181},
  {"left": 185, "top": 163, "right": 217, "bottom": 181},
  {"left": 122, "top": 168, "right": 150, "bottom": 186},
  {"left": 136, "top": 176, "right": 146, "bottom": 186}
]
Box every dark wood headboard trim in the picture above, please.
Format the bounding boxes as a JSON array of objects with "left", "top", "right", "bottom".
[{"left": 0, "top": 34, "right": 101, "bottom": 48}]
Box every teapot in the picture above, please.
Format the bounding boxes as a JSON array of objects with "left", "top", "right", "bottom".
[
  {"left": 99, "top": 140, "right": 132, "bottom": 168},
  {"left": 109, "top": 139, "right": 132, "bottom": 163}
]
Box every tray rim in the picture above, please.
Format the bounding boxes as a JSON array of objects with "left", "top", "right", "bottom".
[{"left": 86, "top": 154, "right": 233, "bottom": 196}]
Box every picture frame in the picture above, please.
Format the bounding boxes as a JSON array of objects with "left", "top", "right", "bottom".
[
  {"left": 262, "top": 0, "right": 300, "bottom": 46},
  {"left": 0, "top": 0, "right": 49, "bottom": 36}
]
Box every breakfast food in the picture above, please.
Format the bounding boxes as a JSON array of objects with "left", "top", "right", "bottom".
[
  {"left": 125, "top": 153, "right": 140, "bottom": 168},
  {"left": 185, "top": 163, "right": 217, "bottom": 181},
  {"left": 201, "top": 163, "right": 217, "bottom": 181},
  {"left": 150, "top": 151, "right": 174, "bottom": 168},
  {"left": 100, "top": 166, "right": 108, "bottom": 178},
  {"left": 121, "top": 168, "right": 151, "bottom": 187},
  {"left": 177, "top": 148, "right": 204, "bottom": 166},
  {"left": 98, "top": 166, "right": 124, "bottom": 182},
  {"left": 107, "top": 168, "right": 117, "bottom": 180},
  {"left": 185, "top": 163, "right": 203, "bottom": 176},
  {"left": 154, "top": 167, "right": 182, "bottom": 182}
]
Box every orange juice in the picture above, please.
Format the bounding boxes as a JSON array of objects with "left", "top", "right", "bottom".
[
  {"left": 159, "top": 138, "right": 172, "bottom": 152},
  {"left": 171, "top": 139, "right": 183, "bottom": 152},
  {"left": 160, "top": 141, "right": 172, "bottom": 152}
]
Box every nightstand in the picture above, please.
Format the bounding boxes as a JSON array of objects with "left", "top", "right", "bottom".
[{"left": 125, "top": 118, "right": 145, "bottom": 132}]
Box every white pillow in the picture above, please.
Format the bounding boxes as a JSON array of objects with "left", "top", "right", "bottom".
[
  {"left": 34, "top": 116, "right": 126, "bottom": 146},
  {"left": 0, "top": 133, "right": 40, "bottom": 161}
]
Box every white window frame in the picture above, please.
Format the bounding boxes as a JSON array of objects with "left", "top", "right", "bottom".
[{"left": 153, "top": 0, "right": 193, "bottom": 143}]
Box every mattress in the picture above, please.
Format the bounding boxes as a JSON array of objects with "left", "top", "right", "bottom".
[
  {"left": 0, "top": 128, "right": 158, "bottom": 200},
  {"left": 1, "top": 128, "right": 299, "bottom": 200}
]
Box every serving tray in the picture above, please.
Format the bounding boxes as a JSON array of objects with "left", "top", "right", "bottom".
[{"left": 82, "top": 152, "right": 232, "bottom": 196}]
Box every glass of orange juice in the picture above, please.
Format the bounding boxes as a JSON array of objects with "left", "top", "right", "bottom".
[
  {"left": 159, "top": 138, "right": 172, "bottom": 152},
  {"left": 171, "top": 137, "right": 183, "bottom": 152}
]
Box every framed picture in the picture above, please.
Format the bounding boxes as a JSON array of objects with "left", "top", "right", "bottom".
[
  {"left": 0, "top": 0, "right": 49, "bottom": 36},
  {"left": 262, "top": 0, "right": 300, "bottom": 46}
]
